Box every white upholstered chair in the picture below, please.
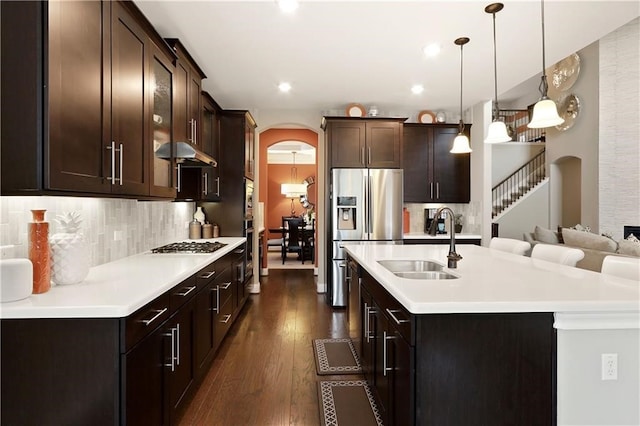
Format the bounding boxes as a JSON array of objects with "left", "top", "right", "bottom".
[
  {"left": 530, "top": 243, "right": 585, "bottom": 267},
  {"left": 489, "top": 237, "right": 531, "bottom": 256},
  {"left": 601, "top": 256, "right": 640, "bottom": 281}
]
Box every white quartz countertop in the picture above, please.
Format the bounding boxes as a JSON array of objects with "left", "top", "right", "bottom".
[
  {"left": 344, "top": 243, "right": 640, "bottom": 315},
  {"left": 0, "top": 237, "right": 246, "bottom": 319},
  {"left": 403, "top": 233, "right": 481, "bottom": 240}
]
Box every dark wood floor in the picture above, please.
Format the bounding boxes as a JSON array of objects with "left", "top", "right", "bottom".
[{"left": 179, "top": 269, "right": 354, "bottom": 425}]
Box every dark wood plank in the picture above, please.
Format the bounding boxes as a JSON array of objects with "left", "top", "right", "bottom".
[{"left": 178, "top": 269, "right": 354, "bottom": 426}]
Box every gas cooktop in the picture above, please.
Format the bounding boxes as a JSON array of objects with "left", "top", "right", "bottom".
[{"left": 151, "top": 241, "right": 227, "bottom": 254}]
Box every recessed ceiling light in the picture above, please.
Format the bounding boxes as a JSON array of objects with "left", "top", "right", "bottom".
[
  {"left": 423, "top": 43, "right": 441, "bottom": 58},
  {"left": 278, "top": 0, "right": 299, "bottom": 13},
  {"left": 278, "top": 82, "right": 292, "bottom": 92},
  {"left": 411, "top": 85, "right": 424, "bottom": 95}
]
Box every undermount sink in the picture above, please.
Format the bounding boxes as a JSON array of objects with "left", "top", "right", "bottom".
[{"left": 377, "top": 259, "right": 459, "bottom": 280}]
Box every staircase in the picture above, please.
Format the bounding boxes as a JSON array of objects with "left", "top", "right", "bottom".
[{"left": 492, "top": 149, "right": 546, "bottom": 218}]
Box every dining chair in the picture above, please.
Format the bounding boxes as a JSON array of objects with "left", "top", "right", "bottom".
[
  {"left": 300, "top": 219, "right": 315, "bottom": 264},
  {"left": 489, "top": 237, "right": 531, "bottom": 256},
  {"left": 282, "top": 216, "right": 304, "bottom": 264},
  {"left": 601, "top": 255, "right": 640, "bottom": 281},
  {"left": 531, "top": 243, "right": 585, "bottom": 267}
]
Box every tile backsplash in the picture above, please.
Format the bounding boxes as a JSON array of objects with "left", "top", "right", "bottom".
[
  {"left": 404, "top": 202, "right": 481, "bottom": 235},
  {"left": 0, "top": 196, "right": 195, "bottom": 267}
]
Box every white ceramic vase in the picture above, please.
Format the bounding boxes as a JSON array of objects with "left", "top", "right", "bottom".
[{"left": 50, "top": 212, "right": 90, "bottom": 285}]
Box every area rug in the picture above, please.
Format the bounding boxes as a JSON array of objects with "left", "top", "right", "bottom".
[
  {"left": 317, "top": 380, "right": 383, "bottom": 426},
  {"left": 313, "top": 338, "right": 362, "bottom": 375}
]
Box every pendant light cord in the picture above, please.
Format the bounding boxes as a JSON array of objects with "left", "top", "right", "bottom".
[
  {"left": 491, "top": 11, "right": 499, "bottom": 120},
  {"left": 538, "top": 0, "right": 549, "bottom": 98},
  {"left": 459, "top": 42, "right": 464, "bottom": 134}
]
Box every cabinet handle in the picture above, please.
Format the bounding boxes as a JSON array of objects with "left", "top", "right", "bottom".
[
  {"left": 220, "top": 281, "right": 232, "bottom": 290},
  {"left": 176, "top": 163, "right": 182, "bottom": 191},
  {"left": 189, "top": 119, "right": 194, "bottom": 143},
  {"left": 199, "top": 270, "right": 216, "bottom": 279},
  {"left": 203, "top": 172, "right": 208, "bottom": 195},
  {"left": 436, "top": 182, "right": 440, "bottom": 199},
  {"left": 368, "top": 146, "right": 371, "bottom": 165},
  {"left": 211, "top": 286, "right": 220, "bottom": 313},
  {"left": 193, "top": 119, "right": 197, "bottom": 145},
  {"left": 107, "top": 141, "right": 116, "bottom": 183},
  {"left": 386, "top": 308, "right": 410, "bottom": 325},
  {"left": 361, "top": 147, "right": 366, "bottom": 166},
  {"left": 364, "top": 303, "right": 370, "bottom": 343},
  {"left": 221, "top": 314, "right": 231, "bottom": 324},
  {"left": 233, "top": 249, "right": 245, "bottom": 255},
  {"left": 176, "top": 323, "right": 181, "bottom": 366},
  {"left": 383, "top": 331, "right": 394, "bottom": 377},
  {"left": 175, "top": 285, "right": 196, "bottom": 297},
  {"left": 140, "top": 308, "right": 168, "bottom": 326},
  {"left": 118, "top": 143, "right": 123, "bottom": 185},
  {"left": 164, "top": 327, "right": 176, "bottom": 371},
  {"left": 215, "top": 177, "right": 220, "bottom": 196},
  {"left": 430, "top": 182, "right": 434, "bottom": 199}
]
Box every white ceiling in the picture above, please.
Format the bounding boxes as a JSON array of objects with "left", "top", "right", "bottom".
[{"left": 135, "top": 0, "right": 639, "bottom": 116}]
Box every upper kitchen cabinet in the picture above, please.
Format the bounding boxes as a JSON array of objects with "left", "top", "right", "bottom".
[
  {"left": 0, "top": 0, "right": 172, "bottom": 198},
  {"left": 221, "top": 110, "right": 257, "bottom": 181},
  {"left": 200, "top": 92, "right": 222, "bottom": 201},
  {"left": 403, "top": 123, "right": 470, "bottom": 203},
  {"left": 323, "top": 117, "right": 405, "bottom": 169},
  {"left": 165, "top": 39, "right": 207, "bottom": 153},
  {"left": 149, "top": 41, "right": 178, "bottom": 198}
]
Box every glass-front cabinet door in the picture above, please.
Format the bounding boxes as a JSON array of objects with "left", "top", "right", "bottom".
[{"left": 149, "top": 44, "right": 176, "bottom": 198}]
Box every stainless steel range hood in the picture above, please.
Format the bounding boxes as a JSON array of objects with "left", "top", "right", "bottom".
[{"left": 155, "top": 142, "right": 217, "bottom": 167}]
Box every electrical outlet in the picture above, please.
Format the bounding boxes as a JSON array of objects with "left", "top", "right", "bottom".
[{"left": 601, "top": 353, "right": 618, "bottom": 381}]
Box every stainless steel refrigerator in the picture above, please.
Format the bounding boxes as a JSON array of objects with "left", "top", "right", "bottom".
[{"left": 329, "top": 168, "right": 403, "bottom": 307}]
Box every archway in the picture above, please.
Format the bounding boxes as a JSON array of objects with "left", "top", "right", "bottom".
[
  {"left": 550, "top": 156, "right": 582, "bottom": 228},
  {"left": 258, "top": 128, "right": 319, "bottom": 271}
]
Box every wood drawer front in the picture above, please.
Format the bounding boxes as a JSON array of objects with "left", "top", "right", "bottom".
[
  {"left": 363, "top": 271, "right": 414, "bottom": 345},
  {"left": 195, "top": 261, "right": 218, "bottom": 289},
  {"left": 123, "top": 291, "right": 171, "bottom": 351},
  {"left": 216, "top": 268, "right": 234, "bottom": 308},
  {"left": 170, "top": 274, "right": 198, "bottom": 311},
  {"left": 214, "top": 297, "right": 233, "bottom": 348}
]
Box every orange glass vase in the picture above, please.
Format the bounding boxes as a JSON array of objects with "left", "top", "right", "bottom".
[{"left": 28, "top": 209, "right": 51, "bottom": 294}]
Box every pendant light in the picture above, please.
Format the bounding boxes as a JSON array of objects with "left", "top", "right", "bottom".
[
  {"left": 528, "top": 0, "right": 564, "bottom": 129},
  {"left": 280, "top": 151, "right": 307, "bottom": 216},
  {"left": 450, "top": 37, "right": 472, "bottom": 154},
  {"left": 484, "top": 3, "right": 511, "bottom": 144}
]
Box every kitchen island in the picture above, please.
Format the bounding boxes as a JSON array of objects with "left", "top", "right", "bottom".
[
  {"left": 1, "top": 237, "right": 248, "bottom": 425},
  {"left": 344, "top": 243, "right": 639, "bottom": 426}
]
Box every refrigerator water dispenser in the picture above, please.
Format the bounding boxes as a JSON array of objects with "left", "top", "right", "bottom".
[{"left": 337, "top": 197, "right": 356, "bottom": 230}]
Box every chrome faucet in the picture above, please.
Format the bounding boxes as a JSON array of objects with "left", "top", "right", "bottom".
[{"left": 427, "top": 206, "right": 463, "bottom": 268}]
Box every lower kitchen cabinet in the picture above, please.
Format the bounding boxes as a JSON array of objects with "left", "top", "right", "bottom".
[
  {"left": 1, "top": 247, "right": 250, "bottom": 425},
  {"left": 355, "top": 265, "right": 556, "bottom": 426}
]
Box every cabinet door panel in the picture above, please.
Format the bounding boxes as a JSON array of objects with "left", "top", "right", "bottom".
[
  {"left": 48, "top": 0, "right": 110, "bottom": 193},
  {"left": 111, "top": 2, "right": 148, "bottom": 195},
  {"left": 390, "top": 330, "right": 412, "bottom": 426},
  {"left": 173, "top": 62, "right": 189, "bottom": 143},
  {"left": 123, "top": 326, "right": 166, "bottom": 426},
  {"left": 149, "top": 43, "right": 176, "bottom": 198},
  {"left": 402, "top": 126, "right": 430, "bottom": 202},
  {"left": 330, "top": 121, "right": 366, "bottom": 168},
  {"left": 167, "top": 298, "right": 196, "bottom": 423},
  {"left": 366, "top": 121, "right": 401, "bottom": 168},
  {"left": 189, "top": 74, "right": 202, "bottom": 149},
  {"left": 432, "top": 127, "right": 470, "bottom": 202},
  {"left": 195, "top": 284, "right": 215, "bottom": 375}
]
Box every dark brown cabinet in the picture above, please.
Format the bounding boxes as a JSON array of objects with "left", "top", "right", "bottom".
[
  {"left": 1, "top": 0, "right": 175, "bottom": 199},
  {"left": 165, "top": 39, "right": 206, "bottom": 152},
  {"left": 403, "top": 123, "right": 470, "bottom": 203},
  {"left": 200, "top": 92, "right": 222, "bottom": 201},
  {"left": 323, "top": 117, "right": 404, "bottom": 168},
  {"left": 360, "top": 272, "right": 414, "bottom": 426},
  {"left": 354, "top": 264, "right": 555, "bottom": 426}
]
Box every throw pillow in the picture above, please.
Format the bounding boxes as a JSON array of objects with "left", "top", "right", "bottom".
[
  {"left": 562, "top": 228, "right": 617, "bottom": 253},
  {"left": 534, "top": 225, "right": 559, "bottom": 244},
  {"left": 618, "top": 233, "right": 640, "bottom": 257}
]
